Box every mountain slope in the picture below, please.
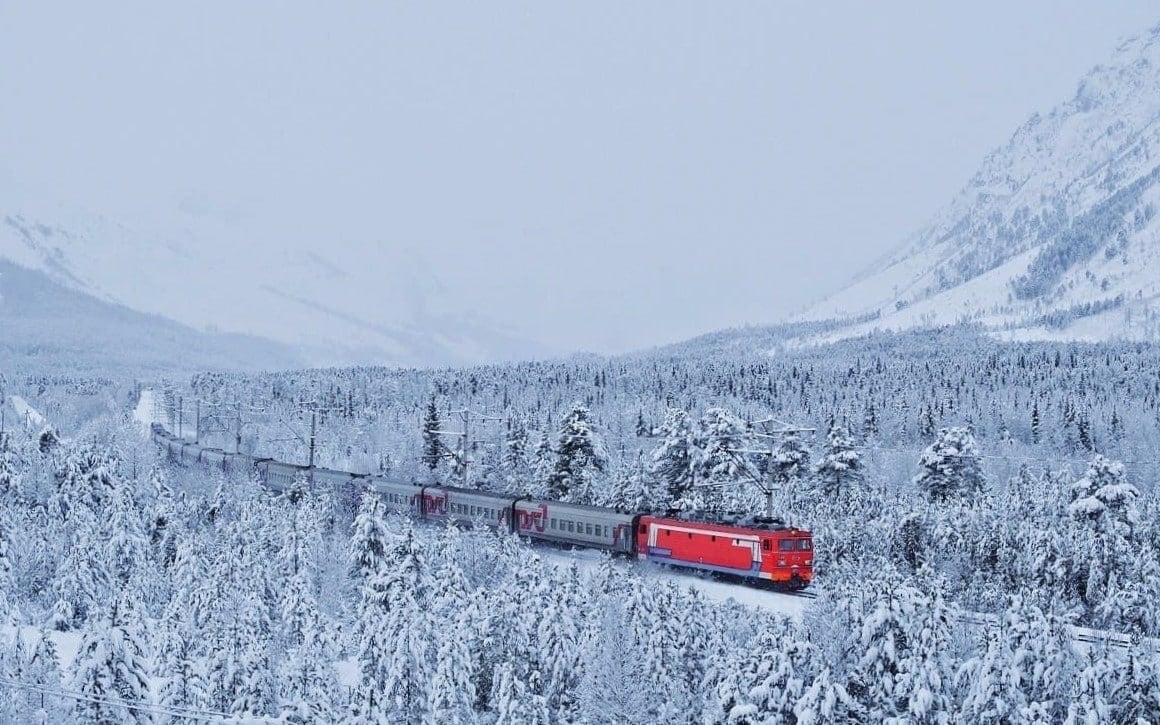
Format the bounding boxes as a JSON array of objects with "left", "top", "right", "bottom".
[
  {"left": 0, "top": 260, "right": 303, "bottom": 375},
  {"left": 0, "top": 179, "right": 550, "bottom": 368},
  {"left": 801, "top": 23, "right": 1160, "bottom": 342}
]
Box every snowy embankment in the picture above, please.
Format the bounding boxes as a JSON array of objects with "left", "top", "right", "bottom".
[
  {"left": 539, "top": 547, "right": 814, "bottom": 621},
  {"left": 132, "top": 389, "right": 161, "bottom": 431}
]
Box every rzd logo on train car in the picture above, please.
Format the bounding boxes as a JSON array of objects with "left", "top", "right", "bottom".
[
  {"left": 516, "top": 504, "right": 548, "bottom": 533},
  {"left": 423, "top": 492, "right": 448, "bottom": 516}
]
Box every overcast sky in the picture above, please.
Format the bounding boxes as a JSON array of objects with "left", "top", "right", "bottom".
[{"left": 1, "top": 2, "right": 1158, "bottom": 354}]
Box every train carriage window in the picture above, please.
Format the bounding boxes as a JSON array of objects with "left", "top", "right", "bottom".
[
  {"left": 568, "top": 521, "right": 575, "bottom": 533},
  {"left": 550, "top": 518, "right": 557, "bottom": 530},
  {"left": 762, "top": 540, "right": 771, "bottom": 551},
  {"left": 778, "top": 540, "right": 795, "bottom": 552},
  {"left": 798, "top": 539, "right": 812, "bottom": 551},
  {"left": 585, "top": 523, "right": 593, "bottom": 536}
]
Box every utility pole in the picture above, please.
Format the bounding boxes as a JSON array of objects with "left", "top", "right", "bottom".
[
  {"left": 195, "top": 400, "right": 201, "bottom": 444},
  {"left": 427, "top": 407, "right": 505, "bottom": 488},
  {"left": 308, "top": 409, "right": 317, "bottom": 468},
  {"left": 720, "top": 417, "right": 816, "bottom": 521},
  {"left": 177, "top": 397, "right": 184, "bottom": 440}
]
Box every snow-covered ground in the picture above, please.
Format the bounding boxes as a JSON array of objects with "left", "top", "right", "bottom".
[
  {"left": 132, "top": 389, "right": 161, "bottom": 431},
  {"left": 8, "top": 395, "right": 46, "bottom": 430},
  {"left": 540, "top": 547, "right": 813, "bottom": 621}
]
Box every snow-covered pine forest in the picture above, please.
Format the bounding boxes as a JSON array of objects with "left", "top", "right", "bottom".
[{"left": 0, "top": 325, "right": 1157, "bottom": 721}]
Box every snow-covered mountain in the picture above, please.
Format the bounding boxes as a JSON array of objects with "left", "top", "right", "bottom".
[
  {"left": 801, "top": 23, "right": 1160, "bottom": 343},
  {"left": 0, "top": 259, "right": 304, "bottom": 374},
  {"left": 0, "top": 178, "right": 550, "bottom": 369}
]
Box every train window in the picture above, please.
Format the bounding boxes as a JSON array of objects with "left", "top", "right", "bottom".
[
  {"left": 778, "top": 540, "right": 794, "bottom": 552},
  {"left": 586, "top": 524, "right": 593, "bottom": 536},
  {"left": 568, "top": 521, "right": 575, "bottom": 533},
  {"left": 550, "top": 518, "right": 557, "bottom": 529},
  {"left": 798, "top": 540, "right": 812, "bottom": 551},
  {"left": 762, "top": 540, "right": 771, "bottom": 551}
]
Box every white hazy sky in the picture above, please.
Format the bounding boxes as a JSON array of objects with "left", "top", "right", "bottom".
[{"left": 1, "top": 2, "right": 1157, "bottom": 354}]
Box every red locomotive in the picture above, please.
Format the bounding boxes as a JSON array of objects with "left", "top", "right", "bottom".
[{"left": 636, "top": 513, "right": 813, "bottom": 589}]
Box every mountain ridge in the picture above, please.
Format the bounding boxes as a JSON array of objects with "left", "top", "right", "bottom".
[
  {"left": 800, "top": 21, "right": 1160, "bottom": 343},
  {"left": 0, "top": 178, "right": 552, "bottom": 368}
]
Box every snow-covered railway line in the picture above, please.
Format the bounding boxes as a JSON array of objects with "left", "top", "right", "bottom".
[
  {"left": 148, "top": 420, "right": 818, "bottom": 609},
  {"left": 955, "top": 611, "right": 1158, "bottom": 653}
]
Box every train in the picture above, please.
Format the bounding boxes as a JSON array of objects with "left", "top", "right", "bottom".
[{"left": 151, "top": 424, "right": 813, "bottom": 590}]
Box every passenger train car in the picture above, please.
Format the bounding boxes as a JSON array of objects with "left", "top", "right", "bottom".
[{"left": 151, "top": 424, "right": 813, "bottom": 589}]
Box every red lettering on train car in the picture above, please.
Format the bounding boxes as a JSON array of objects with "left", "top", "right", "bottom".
[
  {"left": 516, "top": 504, "right": 548, "bottom": 533},
  {"left": 423, "top": 492, "right": 448, "bottom": 516}
]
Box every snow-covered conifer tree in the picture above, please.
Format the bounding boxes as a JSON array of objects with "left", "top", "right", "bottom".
[
  {"left": 421, "top": 398, "right": 446, "bottom": 475},
  {"left": 648, "top": 409, "right": 699, "bottom": 510},
  {"left": 708, "top": 623, "right": 812, "bottom": 723},
  {"left": 70, "top": 595, "right": 152, "bottom": 724},
  {"left": 500, "top": 415, "right": 531, "bottom": 493},
  {"left": 427, "top": 525, "right": 478, "bottom": 723},
  {"left": 770, "top": 432, "right": 811, "bottom": 502},
  {"left": 348, "top": 487, "right": 390, "bottom": 586},
  {"left": 913, "top": 426, "right": 985, "bottom": 503},
  {"left": 958, "top": 596, "right": 1078, "bottom": 723},
  {"left": 364, "top": 522, "right": 431, "bottom": 721},
  {"left": 548, "top": 402, "right": 607, "bottom": 505},
  {"left": 812, "top": 424, "right": 864, "bottom": 504},
  {"left": 1068, "top": 455, "right": 1140, "bottom": 612}
]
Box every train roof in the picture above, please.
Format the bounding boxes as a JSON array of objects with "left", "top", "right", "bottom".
[
  {"left": 427, "top": 484, "right": 518, "bottom": 501},
  {"left": 648, "top": 511, "right": 804, "bottom": 532},
  {"left": 521, "top": 497, "right": 637, "bottom": 518}
]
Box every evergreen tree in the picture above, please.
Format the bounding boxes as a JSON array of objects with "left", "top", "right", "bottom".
[
  {"left": 913, "top": 427, "right": 986, "bottom": 503},
  {"left": 367, "top": 523, "right": 431, "bottom": 721},
  {"left": 812, "top": 424, "right": 863, "bottom": 503},
  {"left": 0, "top": 434, "right": 22, "bottom": 500},
  {"left": 529, "top": 432, "right": 554, "bottom": 498},
  {"left": 794, "top": 667, "right": 861, "bottom": 724},
  {"left": 52, "top": 507, "right": 110, "bottom": 630},
  {"left": 548, "top": 402, "right": 607, "bottom": 505},
  {"left": 648, "top": 409, "right": 699, "bottom": 510},
  {"left": 421, "top": 398, "right": 446, "bottom": 474},
  {"left": 1111, "top": 641, "right": 1160, "bottom": 724},
  {"left": 13, "top": 630, "right": 68, "bottom": 721},
  {"left": 157, "top": 615, "right": 209, "bottom": 717},
  {"left": 770, "top": 433, "right": 811, "bottom": 507},
  {"left": 348, "top": 488, "right": 390, "bottom": 585},
  {"left": 500, "top": 415, "right": 531, "bottom": 493},
  {"left": 958, "top": 596, "right": 1078, "bottom": 723},
  {"left": 70, "top": 596, "right": 152, "bottom": 724},
  {"left": 427, "top": 525, "right": 478, "bottom": 724},
  {"left": 1068, "top": 455, "right": 1140, "bottom": 611},
  {"left": 709, "top": 624, "right": 812, "bottom": 723},
  {"left": 694, "top": 408, "right": 750, "bottom": 513}
]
